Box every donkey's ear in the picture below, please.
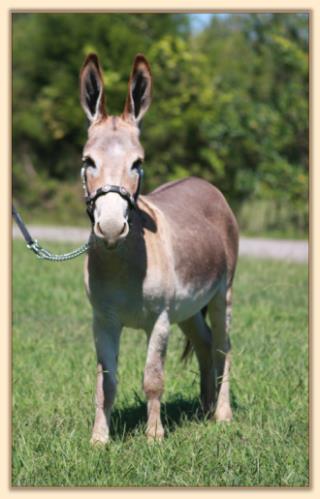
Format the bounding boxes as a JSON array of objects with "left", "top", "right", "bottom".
[
  {"left": 123, "top": 54, "right": 152, "bottom": 125},
  {"left": 80, "top": 53, "right": 106, "bottom": 123}
]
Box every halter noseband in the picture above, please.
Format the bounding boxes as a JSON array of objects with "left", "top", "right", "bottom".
[{"left": 81, "top": 167, "right": 143, "bottom": 224}]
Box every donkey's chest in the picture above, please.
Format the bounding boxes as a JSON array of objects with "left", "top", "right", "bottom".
[
  {"left": 88, "top": 283, "right": 168, "bottom": 330},
  {"left": 85, "top": 255, "right": 170, "bottom": 328}
]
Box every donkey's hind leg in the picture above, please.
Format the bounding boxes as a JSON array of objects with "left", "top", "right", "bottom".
[
  {"left": 208, "top": 286, "right": 233, "bottom": 422},
  {"left": 179, "top": 311, "right": 215, "bottom": 415}
]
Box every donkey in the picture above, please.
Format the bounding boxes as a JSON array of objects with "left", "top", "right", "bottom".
[{"left": 80, "top": 53, "right": 239, "bottom": 444}]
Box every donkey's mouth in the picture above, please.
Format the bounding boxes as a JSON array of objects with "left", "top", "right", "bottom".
[{"left": 94, "top": 220, "right": 129, "bottom": 249}]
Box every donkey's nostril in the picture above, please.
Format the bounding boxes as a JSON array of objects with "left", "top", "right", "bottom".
[
  {"left": 96, "top": 220, "right": 128, "bottom": 240},
  {"left": 97, "top": 222, "right": 105, "bottom": 236}
]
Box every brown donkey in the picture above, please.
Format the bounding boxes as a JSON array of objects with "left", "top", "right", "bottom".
[{"left": 80, "top": 53, "right": 239, "bottom": 444}]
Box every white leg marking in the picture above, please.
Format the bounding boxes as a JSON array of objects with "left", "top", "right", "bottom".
[
  {"left": 143, "top": 311, "right": 170, "bottom": 441},
  {"left": 209, "top": 287, "right": 233, "bottom": 422}
]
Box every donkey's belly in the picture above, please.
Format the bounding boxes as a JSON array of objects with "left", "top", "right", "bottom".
[
  {"left": 166, "top": 224, "right": 228, "bottom": 323},
  {"left": 141, "top": 239, "right": 227, "bottom": 325},
  {"left": 169, "top": 276, "right": 224, "bottom": 323}
]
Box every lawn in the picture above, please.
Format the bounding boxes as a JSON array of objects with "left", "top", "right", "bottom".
[{"left": 12, "top": 240, "right": 309, "bottom": 487}]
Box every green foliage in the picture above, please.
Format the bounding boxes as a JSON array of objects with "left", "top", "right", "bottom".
[
  {"left": 12, "top": 13, "right": 308, "bottom": 235},
  {"left": 12, "top": 241, "right": 308, "bottom": 486}
]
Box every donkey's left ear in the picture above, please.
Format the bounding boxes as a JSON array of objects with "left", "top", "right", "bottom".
[
  {"left": 80, "top": 53, "right": 106, "bottom": 123},
  {"left": 123, "top": 54, "right": 152, "bottom": 125}
]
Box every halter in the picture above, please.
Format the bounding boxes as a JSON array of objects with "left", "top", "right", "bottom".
[{"left": 81, "top": 167, "right": 143, "bottom": 224}]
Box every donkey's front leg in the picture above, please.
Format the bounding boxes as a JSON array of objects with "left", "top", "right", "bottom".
[
  {"left": 143, "top": 311, "right": 170, "bottom": 441},
  {"left": 91, "top": 311, "right": 121, "bottom": 445}
]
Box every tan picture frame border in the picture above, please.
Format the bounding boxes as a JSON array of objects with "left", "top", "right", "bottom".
[{"left": 1, "top": 1, "right": 317, "bottom": 496}]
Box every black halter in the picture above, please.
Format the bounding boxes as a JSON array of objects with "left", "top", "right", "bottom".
[{"left": 81, "top": 167, "right": 143, "bottom": 224}]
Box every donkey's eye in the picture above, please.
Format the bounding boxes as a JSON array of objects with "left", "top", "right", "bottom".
[
  {"left": 82, "top": 157, "right": 96, "bottom": 169},
  {"left": 131, "top": 159, "right": 142, "bottom": 172}
]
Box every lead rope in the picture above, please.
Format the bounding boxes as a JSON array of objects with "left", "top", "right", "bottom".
[
  {"left": 27, "top": 239, "right": 90, "bottom": 261},
  {"left": 13, "top": 166, "right": 143, "bottom": 262},
  {"left": 12, "top": 204, "right": 90, "bottom": 262}
]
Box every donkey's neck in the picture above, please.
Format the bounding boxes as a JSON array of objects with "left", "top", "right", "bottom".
[{"left": 88, "top": 206, "right": 150, "bottom": 270}]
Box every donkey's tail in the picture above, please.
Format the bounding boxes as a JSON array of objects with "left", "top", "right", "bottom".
[
  {"left": 180, "top": 305, "right": 208, "bottom": 362},
  {"left": 181, "top": 338, "right": 193, "bottom": 362}
]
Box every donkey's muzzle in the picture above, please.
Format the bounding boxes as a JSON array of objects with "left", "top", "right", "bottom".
[
  {"left": 85, "top": 184, "right": 136, "bottom": 224},
  {"left": 95, "top": 218, "right": 129, "bottom": 248},
  {"left": 92, "top": 192, "right": 130, "bottom": 248}
]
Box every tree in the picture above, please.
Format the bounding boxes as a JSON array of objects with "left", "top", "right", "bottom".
[{"left": 12, "top": 13, "right": 308, "bottom": 234}]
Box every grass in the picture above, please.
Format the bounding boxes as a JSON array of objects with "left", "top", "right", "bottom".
[{"left": 12, "top": 240, "right": 309, "bottom": 487}]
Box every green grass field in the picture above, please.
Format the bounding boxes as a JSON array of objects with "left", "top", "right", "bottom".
[{"left": 12, "top": 240, "right": 309, "bottom": 487}]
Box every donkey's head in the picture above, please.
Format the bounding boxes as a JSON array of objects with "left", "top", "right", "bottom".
[{"left": 80, "top": 53, "right": 152, "bottom": 248}]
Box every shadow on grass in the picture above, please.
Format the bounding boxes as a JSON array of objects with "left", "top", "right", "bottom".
[
  {"left": 110, "top": 396, "right": 203, "bottom": 440},
  {"left": 111, "top": 390, "right": 240, "bottom": 440}
]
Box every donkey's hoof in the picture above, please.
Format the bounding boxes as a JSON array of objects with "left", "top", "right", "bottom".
[
  {"left": 214, "top": 406, "right": 233, "bottom": 423},
  {"left": 90, "top": 432, "right": 109, "bottom": 446},
  {"left": 146, "top": 428, "right": 164, "bottom": 443}
]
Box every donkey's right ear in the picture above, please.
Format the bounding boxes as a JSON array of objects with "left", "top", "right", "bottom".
[{"left": 80, "top": 53, "right": 106, "bottom": 123}]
